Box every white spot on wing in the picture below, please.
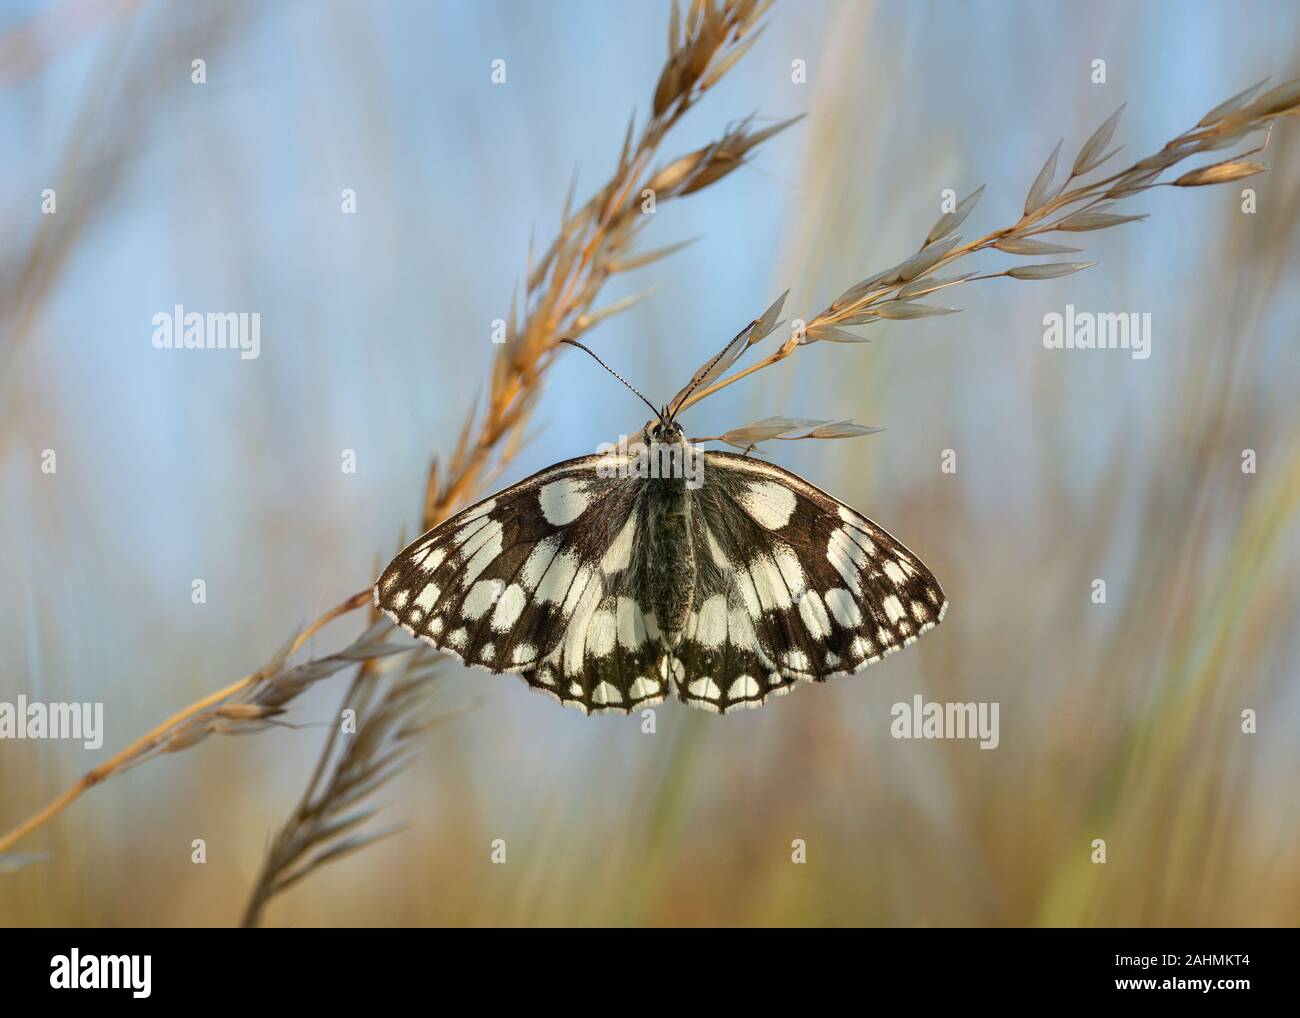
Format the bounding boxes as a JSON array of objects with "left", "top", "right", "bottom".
[
  {"left": 600, "top": 508, "right": 638, "bottom": 574},
  {"left": 561, "top": 564, "right": 595, "bottom": 616},
  {"left": 695, "top": 595, "right": 728, "bottom": 647},
  {"left": 460, "top": 498, "right": 497, "bottom": 523},
  {"left": 462, "top": 580, "right": 499, "bottom": 620},
  {"left": 491, "top": 584, "right": 527, "bottom": 631},
  {"left": 727, "top": 606, "right": 758, "bottom": 651},
  {"left": 827, "top": 529, "right": 864, "bottom": 594},
  {"left": 591, "top": 681, "right": 622, "bottom": 706},
  {"left": 452, "top": 515, "right": 491, "bottom": 547},
  {"left": 702, "top": 524, "right": 731, "bottom": 568},
  {"left": 539, "top": 477, "right": 590, "bottom": 525},
  {"left": 783, "top": 649, "right": 810, "bottom": 672},
  {"left": 535, "top": 548, "right": 579, "bottom": 604},
  {"left": 587, "top": 610, "right": 616, "bottom": 658},
  {"left": 735, "top": 571, "right": 761, "bottom": 617},
  {"left": 773, "top": 545, "right": 806, "bottom": 594},
  {"left": 825, "top": 587, "right": 861, "bottom": 627},
  {"left": 687, "top": 676, "right": 722, "bottom": 701},
  {"left": 561, "top": 579, "right": 603, "bottom": 676},
  {"left": 728, "top": 675, "right": 760, "bottom": 700},
  {"left": 521, "top": 536, "right": 561, "bottom": 591},
  {"left": 616, "top": 596, "right": 644, "bottom": 649},
  {"left": 750, "top": 556, "right": 793, "bottom": 610},
  {"left": 460, "top": 520, "right": 503, "bottom": 587},
  {"left": 738, "top": 480, "right": 798, "bottom": 530},
  {"left": 628, "top": 676, "right": 659, "bottom": 700},
  {"left": 841, "top": 525, "right": 876, "bottom": 559},
  {"left": 797, "top": 590, "right": 831, "bottom": 639}
]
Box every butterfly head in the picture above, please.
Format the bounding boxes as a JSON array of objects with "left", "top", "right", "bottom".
[{"left": 644, "top": 416, "right": 685, "bottom": 446}]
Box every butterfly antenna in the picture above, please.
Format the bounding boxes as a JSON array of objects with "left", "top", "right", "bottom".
[
  {"left": 559, "top": 339, "right": 663, "bottom": 423},
  {"left": 668, "top": 322, "right": 750, "bottom": 419}
]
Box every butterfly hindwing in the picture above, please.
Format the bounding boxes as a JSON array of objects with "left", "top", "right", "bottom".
[
  {"left": 374, "top": 452, "right": 667, "bottom": 714},
  {"left": 669, "top": 451, "right": 947, "bottom": 713}
]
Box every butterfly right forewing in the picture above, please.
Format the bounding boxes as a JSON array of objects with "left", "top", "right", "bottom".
[{"left": 669, "top": 451, "right": 947, "bottom": 712}]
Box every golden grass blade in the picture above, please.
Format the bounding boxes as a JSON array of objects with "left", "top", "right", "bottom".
[
  {"left": 870, "top": 300, "right": 960, "bottom": 319},
  {"left": 897, "top": 271, "right": 977, "bottom": 300},
  {"left": 1003, "top": 261, "right": 1097, "bottom": 280},
  {"left": 995, "top": 237, "right": 1083, "bottom": 255},
  {"left": 607, "top": 237, "right": 698, "bottom": 273},
  {"left": 1173, "top": 160, "right": 1268, "bottom": 186},
  {"left": 925, "top": 184, "right": 985, "bottom": 245},
  {"left": 895, "top": 235, "right": 964, "bottom": 283},
  {"left": 1053, "top": 210, "right": 1148, "bottom": 232},
  {"left": 804, "top": 323, "right": 870, "bottom": 343},
  {"left": 1072, "top": 104, "right": 1126, "bottom": 177},
  {"left": 1197, "top": 77, "right": 1269, "bottom": 127},
  {"left": 1024, "top": 138, "right": 1063, "bottom": 214}
]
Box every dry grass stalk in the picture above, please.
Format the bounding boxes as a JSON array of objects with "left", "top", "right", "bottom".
[
  {"left": 0, "top": 588, "right": 372, "bottom": 857},
  {"left": 677, "top": 77, "right": 1300, "bottom": 412},
  {"left": 240, "top": 640, "right": 451, "bottom": 928},
  {"left": 421, "top": 0, "right": 790, "bottom": 530},
  {"left": 0, "top": 0, "right": 788, "bottom": 861}
]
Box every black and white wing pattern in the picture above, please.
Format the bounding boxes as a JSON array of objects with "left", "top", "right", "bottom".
[
  {"left": 377, "top": 447, "right": 946, "bottom": 716},
  {"left": 670, "top": 451, "right": 947, "bottom": 713},
  {"left": 374, "top": 452, "right": 668, "bottom": 715}
]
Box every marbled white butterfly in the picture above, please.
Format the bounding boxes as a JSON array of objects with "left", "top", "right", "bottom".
[{"left": 375, "top": 333, "right": 947, "bottom": 715}]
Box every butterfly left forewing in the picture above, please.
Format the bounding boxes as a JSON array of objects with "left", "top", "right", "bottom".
[
  {"left": 670, "top": 451, "right": 947, "bottom": 712},
  {"left": 374, "top": 451, "right": 668, "bottom": 715}
]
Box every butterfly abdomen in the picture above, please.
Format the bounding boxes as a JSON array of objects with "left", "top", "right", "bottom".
[{"left": 644, "top": 471, "right": 695, "bottom": 647}]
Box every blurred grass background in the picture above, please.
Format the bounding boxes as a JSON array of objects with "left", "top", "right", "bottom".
[{"left": 1, "top": 0, "right": 1298, "bottom": 926}]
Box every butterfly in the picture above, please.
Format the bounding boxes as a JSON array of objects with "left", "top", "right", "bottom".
[{"left": 375, "top": 328, "right": 947, "bottom": 715}]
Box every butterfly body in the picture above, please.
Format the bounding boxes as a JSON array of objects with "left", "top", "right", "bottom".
[{"left": 642, "top": 425, "right": 697, "bottom": 648}]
